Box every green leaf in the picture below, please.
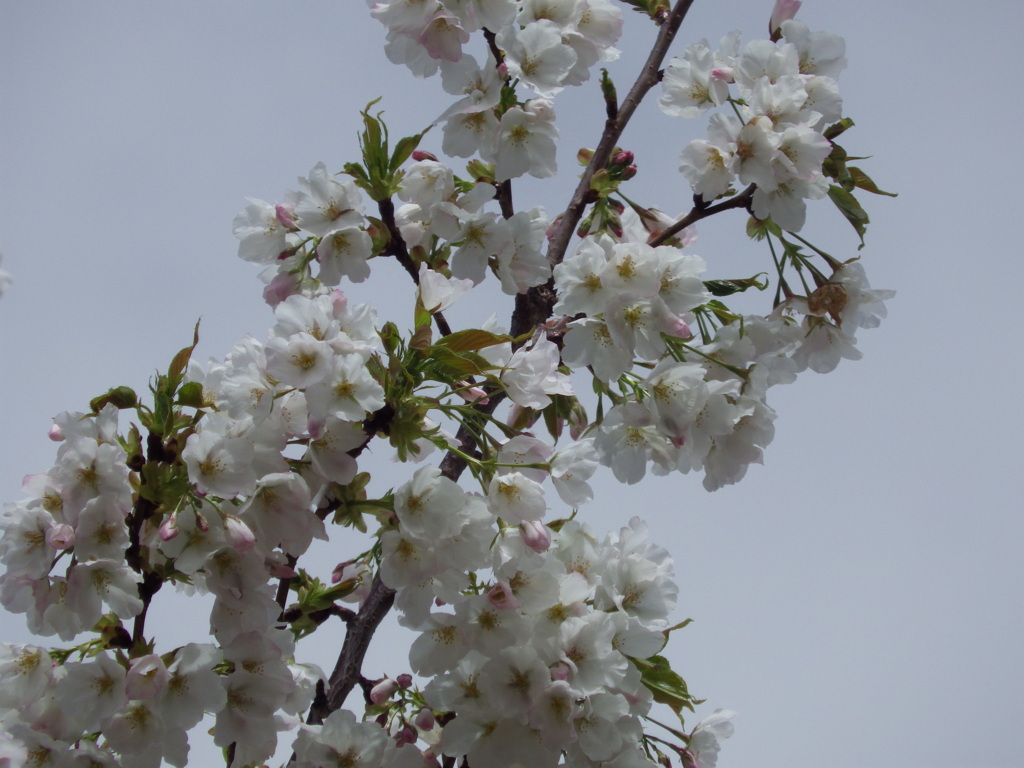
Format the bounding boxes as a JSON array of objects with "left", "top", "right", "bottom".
[
  {"left": 435, "top": 329, "right": 513, "bottom": 354},
  {"left": 425, "top": 347, "right": 496, "bottom": 379},
  {"left": 90, "top": 386, "right": 138, "bottom": 413},
  {"left": 704, "top": 273, "right": 768, "bottom": 297},
  {"left": 848, "top": 166, "right": 898, "bottom": 197},
  {"left": 822, "top": 117, "right": 855, "bottom": 140},
  {"left": 599, "top": 68, "right": 617, "bottom": 111},
  {"left": 590, "top": 169, "right": 613, "bottom": 194},
  {"left": 827, "top": 184, "right": 870, "bottom": 246},
  {"left": 466, "top": 159, "right": 495, "bottom": 184},
  {"left": 633, "top": 654, "right": 697, "bottom": 715},
  {"left": 746, "top": 216, "right": 781, "bottom": 241},
  {"left": 409, "top": 324, "right": 433, "bottom": 351},
  {"left": 390, "top": 128, "right": 430, "bottom": 174},
  {"left": 167, "top": 320, "right": 201, "bottom": 385}
]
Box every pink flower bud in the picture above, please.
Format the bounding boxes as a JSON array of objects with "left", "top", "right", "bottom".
[
  {"left": 395, "top": 724, "right": 418, "bottom": 745},
  {"left": 666, "top": 314, "right": 692, "bottom": 340},
  {"left": 520, "top": 520, "right": 551, "bottom": 553},
  {"left": 331, "top": 560, "right": 353, "bottom": 584},
  {"left": 159, "top": 512, "right": 179, "bottom": 541},
  {"left": 396, "top": 673, "right": 413, "bottom": 689},
  {"left": 224, "top": 515, "right": 256, "bottom": 553},
  {"left": 414, "top": 707, "right": 435, "bottom": 731},
  {"left": 487, "top": 581, "right": 521, "bottom": 611},
  {"left": 48, "top": 424, "right": 64, "bottom": 442},
  {"left": 412, "top": 150, "right": 438, "bottom": 162},
  {"left": 612, "top": 150, "right": 634, "bottom": 166},
  {"left": 194, "top": 511, "right": 209, "bottom": 532},
  {"left": 769, "top": 0, "right": 802, "bottom": 39},
  {"left": 370, "top": 677, "right": 399, "bottom": 705},
  {"left": 454, "top": 382, "right": 489, "bottom": 405},
  {"left": 497, "top": 62, "right": 509, "bottom": 78},
  {"left": 46, "top": 524, "right": 74, "bottom": 550},
  {"left": 263, "top": 271, "right": 301, "bottom": 307},
  {"left": 275, "top": 203, "right": 296, "bottom": 229}
]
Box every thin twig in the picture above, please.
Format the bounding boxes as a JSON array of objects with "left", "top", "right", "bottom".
[
  {"left": 546, "top": 0, "right": 697, "bottom": 269},
  {"left": 377, "top": 197, "right": 454, "bottom": 337},
  {"left": 647, "top": 185, "right": 756, "bottom": 246}
]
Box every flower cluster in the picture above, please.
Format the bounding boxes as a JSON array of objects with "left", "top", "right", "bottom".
[
  {"left": 369, "top": 0, "right": 623, "bottom": 180},
  {"left": 386, "top": 514, "right": 680, "bottom": 768},
  {"left": 0, "top": 2, "right": 892, "bottom": 766},
  {"left": 660, "top": 20, "right": 846, "bottom": 230},
  {"left": 1, "top": 406, "right": 140, "bottom": 641}
]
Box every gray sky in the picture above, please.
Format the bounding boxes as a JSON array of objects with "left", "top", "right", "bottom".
[{"left": 1, "top": 2, "right": 1022, "bottom": 766}]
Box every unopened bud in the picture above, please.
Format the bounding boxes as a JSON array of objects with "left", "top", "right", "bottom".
[
  {"left": 395, "top": 725, "right": 418, "bottom": 745},
  {"left": 577, "top": 147, "right": 595, "bottom": 166},
  {"left": 455, "top": 382, "right": 489, "bottom": 405},
  {"left": 46, "top": 524, "right": 75, "bottom": 550},
  {"left": 275, "top": 203, "right": 296, "bottom": 229},
  {"left": 412, "top": 150, "right": 438, "bottom": 162},
  {"left": 612, "top": 150, "right": 634, "bottom": 166},
  {"left": 414, "top": 707, "right": 436, "bottom": 731},
  {"left": 159, "top": 512, "right": 179, "bottom": 541},
  {"left": 224, "top": 515, "right": 256, "bottom": 553},
  {"left": 520, "top": 520, "right": 551, "bottom": 553},
  {"left": 263, "top": 271, "right": 301, "bottom": 307},
  {"left": 666, "top": 314, "right": 691, "bottom": 340},
  {"left": 769, "top": 0, "right": 802, "bottom": 40},
  {"left": 396, "top": 673, "right": 413, "bottom": 689},
  {"left": 370, "top": 677, "right": 399, "bottom": 705},
  {"left": 331, "top": 560, "right": 353, "bottom": 584}
]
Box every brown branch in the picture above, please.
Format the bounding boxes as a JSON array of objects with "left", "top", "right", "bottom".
[
  {"left": 306, "top": 572, "right": 396, "bottom": 725},
  {"left": 303, "top": 0, "right": 700, "bottom": 732},
  {"left": 377, "top": 197, "right": 454, "bottom": 337},
  {"left": 647, "top": 185, "right": 756, "bottom": 247},
  {"left": 546, "top": 0, "right": 697, "bottom": 270}
]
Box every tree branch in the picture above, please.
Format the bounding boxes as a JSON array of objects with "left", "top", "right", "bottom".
[
  {"left": 546, "top": 0, "right": 697, "bottom": 270},
  {"left": 378, "top": 197, "right": 454, "bottom": 337},
  {"left": 303, "top": 0, "right": 700, "bottom": 731},
  {"left": 306, "top": 573, "right": 396, "bottom": 725},
  {"left": 647, "top": 185, "right": 756, "bottom": 247}
]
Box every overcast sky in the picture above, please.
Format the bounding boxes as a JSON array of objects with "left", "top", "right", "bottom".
[{"left": 1, "top": 2, "right": 1022, "bottom": 767}]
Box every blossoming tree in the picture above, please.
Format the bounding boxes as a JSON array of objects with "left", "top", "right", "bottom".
[{"left": 0, "top": 1, "right": 893, "bottom": 766}]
